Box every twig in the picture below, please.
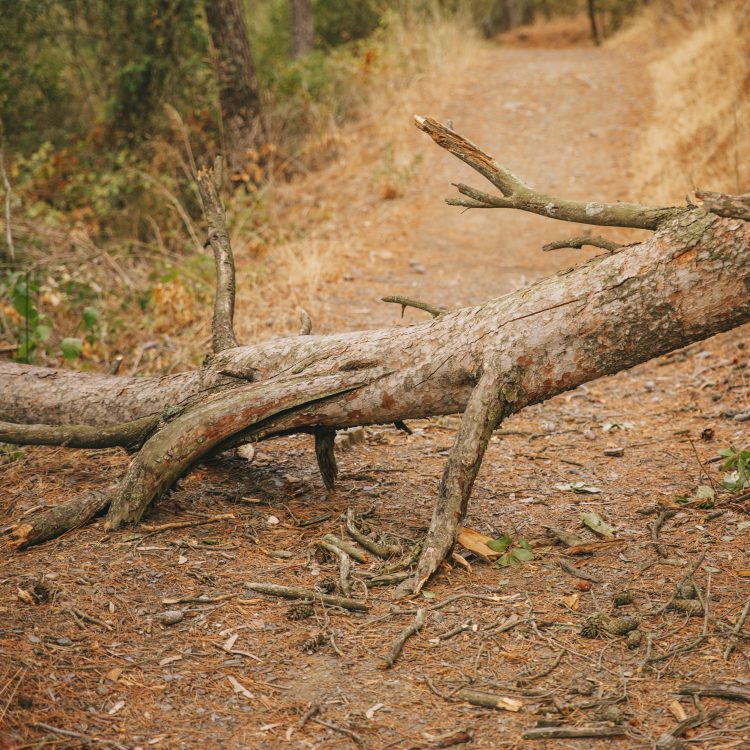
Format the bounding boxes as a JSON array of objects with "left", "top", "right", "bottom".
[
  {"left": 654, "top": 552, "right": 706, "bottom": 615},
  {"left": 558, "top": 559, "right": 601, "bottom": 583},
  {"left": 515, "top": 649, "right": 565, "bottom": 684},
  {"left": 701, "top": 573, "right": 712, "bottom": 636},
  {"left": 345, "top": 508, "right": 399, "bottom": 558},
  {"left": 246, "top": 582, "right": 368, "bottom": 611},
  {"left": 456, "top": 688, "right": 522, "bottom": 711},
  {"left": 543, "top": 236, "right": 621, "bottom": 253},
  {"left": 724, "top": 595, "right": 750, "bottom": 659},
  {"left": 651, "top": 508, "right": 676, "bottom": 559},
  {"left": 297, "top": 513, "right": 332, "bottom": 527},
  {"left": 33, "top": 722, "right": 129, "bottom": 750},
  {"left": 311, "top": 718, "right": 364, "bottom": 747},
  {"left": 677, "top": 682, "right": 750, "bottom": 702},
  {"left": 647, "top": 636, "right": 707, "bottom": 665},
  {"left": 655, "top": 708, "right": 723, "bottom": 749},
  {"left": 522, "top": 726, "right": 626, "bottom": 739},
  {"left": 428, "top": 592, "right": 507, "bottom": 612},
  {"left": 383, "top": 608, "right": 426, "bottom": 668},
  {"left": 139, "top": 513, "right": 235, "bottom": 534},
  {"left": 321, "top": 533, "right": 367, "bottom": 563},
  {"left": 68, "top": 607, "right": 113, "bottom": 631},
  {"left": 381, "top": 295, "right": 446, "bottom": 318}
]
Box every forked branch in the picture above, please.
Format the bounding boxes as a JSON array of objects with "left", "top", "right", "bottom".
[
  {"left": 414, "top": 116, "right": 684, "bottom": 230},
  {"left": 197, "top": 157, "right": 239, "bottom": 353}
]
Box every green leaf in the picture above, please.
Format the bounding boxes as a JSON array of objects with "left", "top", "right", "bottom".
[
  {"left": 517, "top": 539, "right": 532, "bottom": 551},
  {"left": 496, "top": 552, "right": 515, "bottom": 568},
  {"left": 511, "top": 547, "right": 534, "bottom": 562},
  {"left": 487, "top": 535, "right": 512, "bottom": 553},
  {"left": 34, "top": 323, "right": 52, "bottom": 342},
  {"left": 61, "top": 337, "right": 83, "bottom": 361},
  {"left": 82, "top": 306, "right": 99, "bottom": 330},
  {"left": 581, "top": 511, "right": 616, "bottom": 539},
  {"left": 420, "top": 590, "right": 436, "bottom": 599}
]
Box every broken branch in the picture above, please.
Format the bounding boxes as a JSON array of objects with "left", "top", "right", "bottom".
[
  {"left": 415, "top": 115, "right": 684, "bottom": 230},
  {"left": 197, "top": 158, "right": 238, "bottom": 353},
  {"left": 542, "top": 236, "right": 621, "bottom": 253}
]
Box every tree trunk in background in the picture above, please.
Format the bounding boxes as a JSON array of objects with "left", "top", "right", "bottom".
[
  {"left": 204, "top": 0, "right": 265, "bottom": 176},
  {"left": 588, "top": 0, "right": 601, "bottom": 45},
  {"left": 289, "top": 0, "right": 314, "bottom": 58},
  {"left": 483, "top": 0, "right": 535, "bottom": 38}
]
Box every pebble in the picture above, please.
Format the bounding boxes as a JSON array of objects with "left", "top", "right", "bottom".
[{"left": 604, "top": 446, "right": 624, "bottom": 457}]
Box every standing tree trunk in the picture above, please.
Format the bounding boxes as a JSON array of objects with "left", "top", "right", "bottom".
[
  {"left": 588, "top": 0, "right": 601, "bottom": 45},
  {"left": 289, "top": 0, "right": 314, "bottom": 59},
  {"left": 204, "top": 0, "right": 265, "bottom": 176},
  {"left": 2, "top": 118, "right": 750, "bottom": 593}
]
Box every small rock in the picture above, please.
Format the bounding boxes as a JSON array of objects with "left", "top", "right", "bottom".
[
  {"left": 582, "top": 429, "right": 596, "bottom": 441},
  {"left": 55, "top": 637, "right": 72, "bottom": 646},
  {"left": 733, "top": 411, "right": 750, "bottom": 422},
  {"left": 644, "top": 380, "right": 656, "bottom": 392},
  {"left": 159, "top": 610, "right": 185, "bottom": 626},
  {"left": 604, "top": 446, "right": 624, "bottom": 457}
]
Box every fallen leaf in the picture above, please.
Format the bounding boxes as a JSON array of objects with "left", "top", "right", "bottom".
[
  {"left": 562, "top": 593, "right": 580, "bottom": 610},
  {"left": 105, "top": 668, "right": 123, "bottom": 683},
  {"left": 222, "top": 633, "right": 238, "bottom": 651},
  {"left": 17, "top": 588, "right": 34, "bottom": 605},
  {"left": 457, "top": 527, "right": 500, "bottom": 559},
  {"left": 581, "top": 511, "right": 616, "bottom": 538}
]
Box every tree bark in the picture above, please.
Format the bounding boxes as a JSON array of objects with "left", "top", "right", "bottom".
[
  {"left": 289, "top": 0, "right": 314, "bottom": 59},
  {"left": 2, "top": 119, "right": 749, "bottom": 592},
  {"left": 204, "top": 0, "right": 265, "bottom": 175}
]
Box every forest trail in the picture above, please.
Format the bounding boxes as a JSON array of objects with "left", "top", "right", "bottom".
[
  {"left": 4, "top": 33, "right": 750, "bottom": 750},
  {"left": 311, "top": 42, "right": 652, "bottom": 333}
]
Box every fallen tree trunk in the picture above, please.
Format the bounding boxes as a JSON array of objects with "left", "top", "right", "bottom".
[{"left": 2, "top": 120, "right": 749, "bottom": 593}]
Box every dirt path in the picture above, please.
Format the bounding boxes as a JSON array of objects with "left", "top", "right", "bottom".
[
  {"left": 3, "top": 39, "right": 750, "bottom": 750},
  {"left": 317, "top": 45, "right": 651, "bottom": 334}
]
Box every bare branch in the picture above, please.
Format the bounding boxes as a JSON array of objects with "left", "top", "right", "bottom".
[
  {"left": 197, "top": 159, "right": 238, "bottom": 353},
  {"left": 381, "top": 295, "right": 446, "bottom": 318},
  {"left": 299, "top": 307, "right": 313, "bottom": 335},
  {"left": 0, "top": 415, "right": 158, "bottom": 450},
  {"left": 415, "top": 115, "right": 685, "bottom": 230},
  {"left": 696, "top": 190, "right": 750, "bottom": 221},
  {"left": 543, "top": 236, "right": 621, "bottom": 253}
]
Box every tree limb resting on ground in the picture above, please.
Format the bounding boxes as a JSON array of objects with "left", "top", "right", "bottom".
[{"left": 2, "top": 118, "right": 750, "bottom": 596}]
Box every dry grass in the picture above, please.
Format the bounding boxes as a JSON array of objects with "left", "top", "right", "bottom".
[
  {"left": 230, "top": 11, "right": 481, "bottom": 343},
  {"left": 620, "top": 0, "right": 750, "bottom": 203}
]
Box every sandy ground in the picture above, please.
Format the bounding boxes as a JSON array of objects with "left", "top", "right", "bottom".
[{"left": 2, "top": 36, "right": 750, "bottom": 750}]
